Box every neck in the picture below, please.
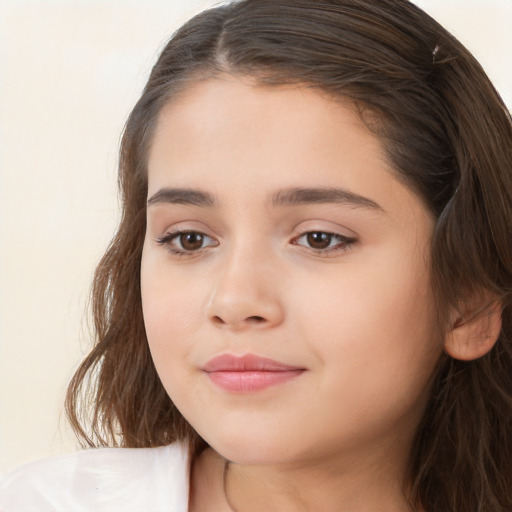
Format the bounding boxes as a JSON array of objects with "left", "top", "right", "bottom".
[
  {"left": 189, "top": 442, "right": 419, "bottom": 512},
  {"left": 224, "top": 447, "right": 414, "bottom": 512}
]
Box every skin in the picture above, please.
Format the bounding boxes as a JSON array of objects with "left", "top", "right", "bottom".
[{"left": 141, "top": 76, "right": 442, "bottom": 511}]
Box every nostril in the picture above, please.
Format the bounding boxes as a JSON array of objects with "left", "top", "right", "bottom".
[
  {"left": 247, "top": 316, "right": 265, "bottom": 323},
  {"left": 211, "top": 315, "right": 265, "bottom": 326}
]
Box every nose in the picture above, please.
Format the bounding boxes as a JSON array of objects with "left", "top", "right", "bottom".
[{"left": 206, "top": 249, "right": 285, "bottom": 331}]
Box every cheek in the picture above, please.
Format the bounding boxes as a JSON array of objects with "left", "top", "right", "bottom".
[
  {"left": 289, "top": 260, "right": 440, "bottom": 449},
  {"left": 296, "top": 246, "right": 440, "bottom": 390},
  {"left": 140, "top": 253, "right": 205, "bottom": 375},
  {"left": 141, "top": 278, "right": 205, "bottom": 416}
]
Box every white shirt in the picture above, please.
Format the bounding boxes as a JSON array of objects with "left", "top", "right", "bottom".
[{"left": 0, "top": 443, "right": 190, "bottom": 511}]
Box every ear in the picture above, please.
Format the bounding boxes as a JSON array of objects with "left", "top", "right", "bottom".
[{"left": 444, "top": 295, "right": 502, "bottom": 361}]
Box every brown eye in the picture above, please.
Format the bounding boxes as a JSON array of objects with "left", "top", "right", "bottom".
[
  {"left": 156, "top": 230, "right": 218, "bottom": 255},
  {"left": 306, "top": 232, "right": 332, "bottom": 249},
  {"left": 292, "top": 230, "right": 356, "bottom": 256},
  {"left": 179, "top": 232, "right": 205, "bottom": 251}
]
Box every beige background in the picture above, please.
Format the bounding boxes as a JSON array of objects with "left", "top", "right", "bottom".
[{"left": 1, "top": 0, "right": 511, "bottom": 475}]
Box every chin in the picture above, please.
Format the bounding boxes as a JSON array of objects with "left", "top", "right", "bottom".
[{"left": 205, "top": 431, "right": 294, "bottom": 465}]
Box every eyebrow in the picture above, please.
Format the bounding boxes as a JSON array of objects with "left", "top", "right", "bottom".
[
  {"left": 147, "top": 188, "right": 216, "bottom": 207},
  {"left": 270, "top": 187, "right": 385, "bottom": 212},
  {"left": 147, "top": 186, "right": 384, "bottom": 213}
]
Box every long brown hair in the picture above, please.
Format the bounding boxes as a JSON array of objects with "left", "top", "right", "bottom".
[{"left": 66, "top": 1, "right": 512, "bottom": 510}]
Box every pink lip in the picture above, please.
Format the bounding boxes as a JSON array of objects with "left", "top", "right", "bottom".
[{"left": 202, "top": 354, "right": 305, "bottom": 392}]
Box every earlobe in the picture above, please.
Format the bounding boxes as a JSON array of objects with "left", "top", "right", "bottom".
[{"left": 444, "top": 297, "right": 502, "bottom": 361}]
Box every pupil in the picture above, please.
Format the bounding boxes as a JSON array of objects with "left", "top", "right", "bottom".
[
  {"left": 307, "top": 232, "right": 331, "bottom": 249},
  {"left": 180, "top": 232, "right": 203, "bottom": 251}
]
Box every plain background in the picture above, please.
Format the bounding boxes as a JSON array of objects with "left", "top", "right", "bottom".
[{"left": 1, "top": 0, "right": 511, "bottom": 475}]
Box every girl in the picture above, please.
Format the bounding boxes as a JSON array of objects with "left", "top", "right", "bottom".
[{"left": 2, "top": 0, "right": 511, "bottom": 510}]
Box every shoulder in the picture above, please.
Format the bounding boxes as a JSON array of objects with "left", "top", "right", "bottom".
[{"left": 0, "top": 443, "right": 190, "bottom": 512}]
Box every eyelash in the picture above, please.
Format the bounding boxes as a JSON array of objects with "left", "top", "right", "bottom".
[
  {"left": 155, "top": 230, "right": 356, "bottom": 257},
  {"left": 291, "top": 231, "right": 356, "bottom": 256},
  {"left": 156, "top": 230, "right": 218, "bottom": 257}
]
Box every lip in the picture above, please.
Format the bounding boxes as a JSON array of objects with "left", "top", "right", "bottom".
[{"left": 202, "top": 354, "right": 306, "bottom": 392}]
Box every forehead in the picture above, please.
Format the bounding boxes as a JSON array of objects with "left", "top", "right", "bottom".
[
  {"left": 149, "top": 78, "right": 383, "bottom": 175},
  {"left": 146, "top": 76, "right": 429, "bottom": 225}
]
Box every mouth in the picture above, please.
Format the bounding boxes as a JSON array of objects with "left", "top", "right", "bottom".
[{"left": 201, "top": 354, "right": 306, "bottom": 392}]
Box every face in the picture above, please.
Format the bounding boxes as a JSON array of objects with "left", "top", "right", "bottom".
[{"left": 141, "top": 76, "right": 443, "bottom": 467}]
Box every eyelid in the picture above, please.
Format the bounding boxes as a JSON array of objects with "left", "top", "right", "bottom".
[
  {"left": 155, "top": 225, "right": 219, "bottom": 257},
  {"left": 290, "top": 221, "right": 357, "bottom": 241},
  {"left": 153, "top": 220, "right": 358, "bottom": 258},
  {"left": 289, "top": 220, "right": 358, "bottom": 257},
  {"left": 291, "top": 230, "right": 357, "bottom": 256}
]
